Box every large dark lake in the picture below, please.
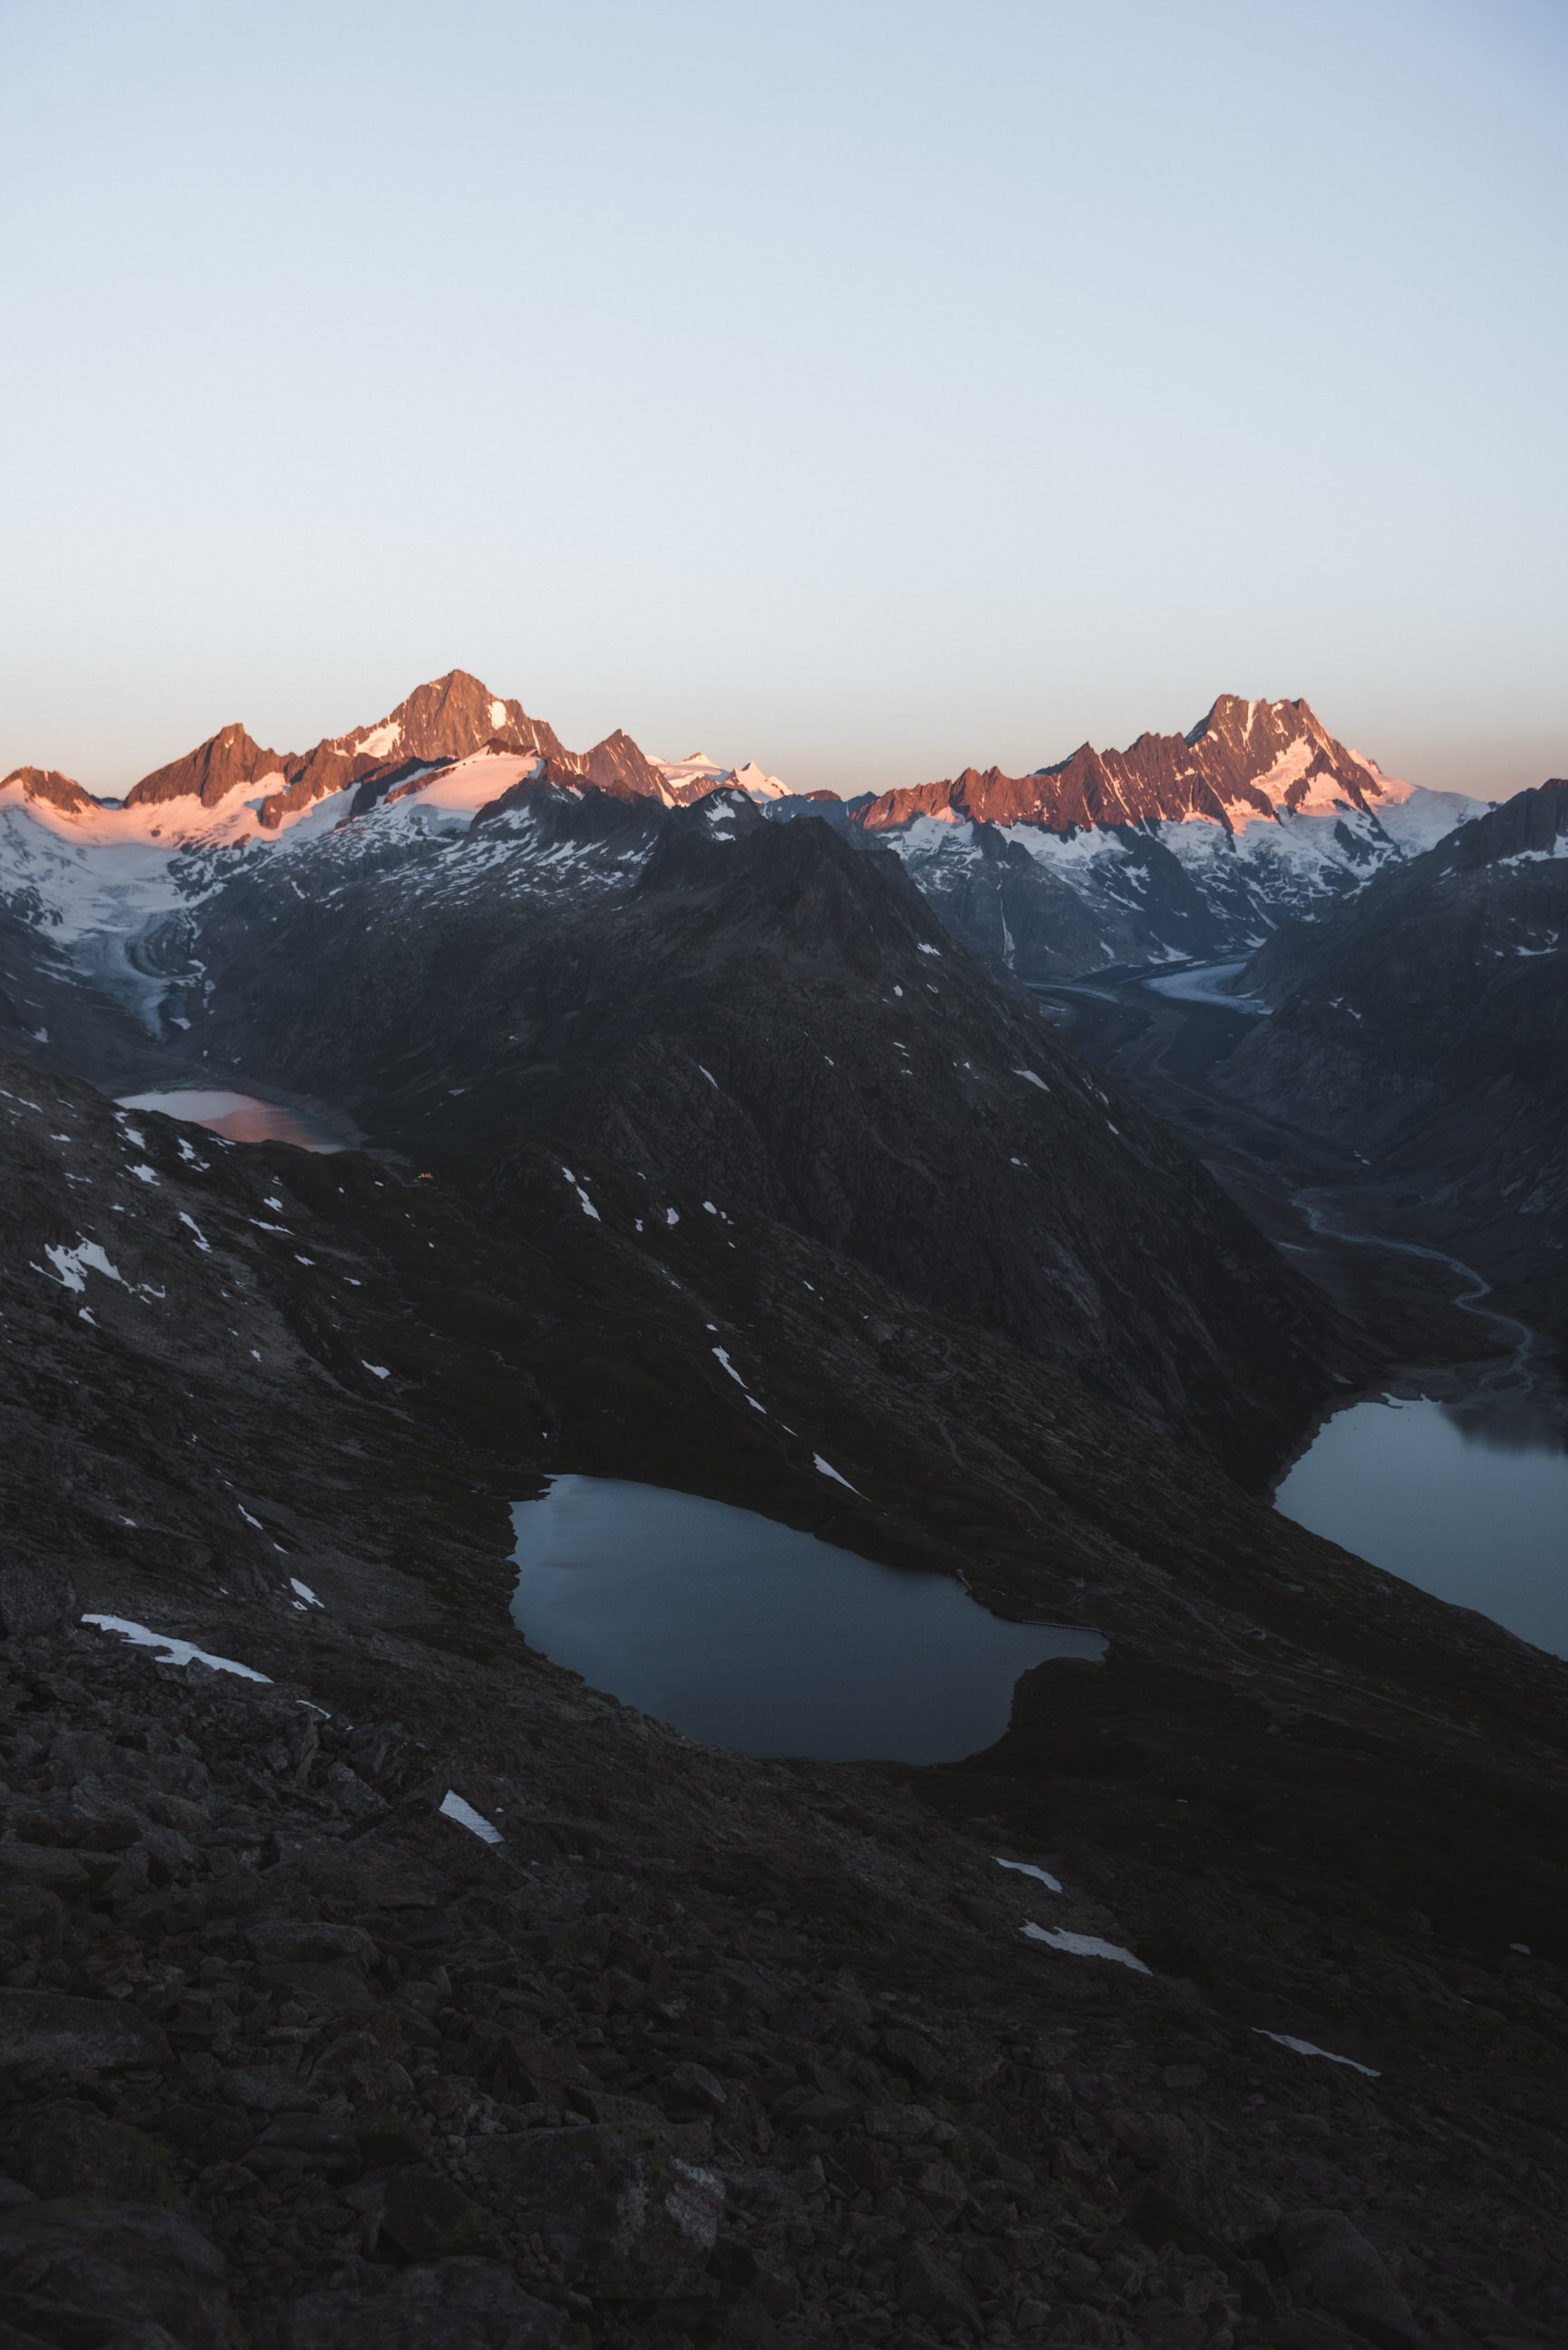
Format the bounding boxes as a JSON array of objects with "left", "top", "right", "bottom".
[
  {"left": 509, "top": 1476, "right": 1104, "bottom": 1762},
  {"left": 1276, "top": 1386, "right": 1568, "bottom": 1659}
]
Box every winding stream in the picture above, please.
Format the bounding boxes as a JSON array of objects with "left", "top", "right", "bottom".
[
  {"left": 1275, "top": 1195, "right": 1568, "bottom": 1657},
  {"left": 1041, "top": 958, "right": 1568, "bottom": 1660}
]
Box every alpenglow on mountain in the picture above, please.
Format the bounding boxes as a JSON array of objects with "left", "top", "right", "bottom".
[{"left": 2, "top": 674, "right": 1485, "bottom": 1018}]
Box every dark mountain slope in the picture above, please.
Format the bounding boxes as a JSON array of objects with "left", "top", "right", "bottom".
[
  {"left": 4, "top": 1053, "right": 1568, "bottom": 2347},
  {"left": 177, "top": 784, "right": 1358, "bottom": 1480},
  {"left": 1224, "top": 779, "right": 1568, "bottom": 1349}
]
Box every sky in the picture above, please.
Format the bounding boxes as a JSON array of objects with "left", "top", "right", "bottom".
[{"left": 2, "top": 0, "right": 1565, "bottom": 801}]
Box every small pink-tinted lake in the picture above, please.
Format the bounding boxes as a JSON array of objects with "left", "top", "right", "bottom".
[{"left": 114, "top": 1089, "right": 346, "bottom": 1152}]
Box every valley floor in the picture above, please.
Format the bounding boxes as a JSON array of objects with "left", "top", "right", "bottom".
[{"left": 1030, "top": 968, "right": 1564, "bottom": 1432}]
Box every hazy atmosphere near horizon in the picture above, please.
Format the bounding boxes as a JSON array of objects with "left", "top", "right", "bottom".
[{"left": 3, "top": 0, "right": 1564, "bottom": 799}]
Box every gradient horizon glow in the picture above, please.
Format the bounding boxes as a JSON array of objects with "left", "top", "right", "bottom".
[{"left": 3, "top": 1, "right": 1564, "bottom": 802}]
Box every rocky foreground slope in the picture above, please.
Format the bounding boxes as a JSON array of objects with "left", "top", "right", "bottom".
[{"left": 2, "top": 1051, "right": 1567, "bottom": 2350}]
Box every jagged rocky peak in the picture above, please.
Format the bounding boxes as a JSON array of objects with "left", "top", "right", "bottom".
[
  {"left": 1181, "top": 693, "right": 1398, "bottom": 819},
  {"left": 857, "top": 693, "right": 1408, "bottom": 842},
  {"left": 332, "top": 667, "right": 567, "bottom": 771},
  {"left": 0, "top": 764, "right": 99, "bottom": 815},
  {"left": 576, "top": 728, "right": 667, "bottom": 800},
  {"left": 122, "top": 722, "right": 290, "bottom": 812}
]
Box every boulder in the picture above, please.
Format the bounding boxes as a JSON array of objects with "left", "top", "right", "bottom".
[
  {"left": 18, "top": 2102, "right": 175, "bottom": 2205},
  {"left": 375, "top": 2165, "right": 503, "bottom": 2262},
  {"left": 489, "top": 2026, "right": 589, "bottom": 2105},
  {"left": 245, "top": 1918, "right": 377, "bottom": 1968},
  {"left": 0, "top": 2199, "right": 233, "bottom": 2349},
  {"left": 898, "top": 2238, "right": 981, "bottom": 2330},
  {"left": 0, "top": 1990, "right": 170, "bottom": 2073},
  {"left": 253, "top": 1961, "right": 378, "bottom": 2015},
  {"left": 664, "top": 2060, "right": 728, "bottom": 2113},
  {"left": 469, "top": 2122, "right": 724, "bottom": 2298},
  {"left": 0, "top": 1562, "right": 74, "bottom": 1639},
  {"left": 241, "top": 2112, "right": 363, "bottom": 2184},
  {"left": 276, "top": 2256, "right": 566, "bottom": 2348},
  {"left": 1278, "top": 2209, "right": 1422, "bottom": 2350}
]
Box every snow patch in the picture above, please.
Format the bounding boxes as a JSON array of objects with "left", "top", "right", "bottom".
[
  {"left": 354, "top": 719, "right": 403, "bottom": 760},
  {"left": 39, "top": 1238, "right": 124, "bottom": 1294},
  {"left": 440, "top": 1790, "right": 503, "bottom": 1845},
  {"left": 82, "top": 1614, "right": 271, "bottom": 1683},
  {"left": 994, "top": 1856, "right": 1063, "bottom": 1894},
  {"left": 1021, "top": 1922, "right": 1149, "bottom": 1973},
  {"left": 813, "top": 1454, "right": 860, "bottom": 1494},
  {"left": 1253, "top": 2029, "right": 1379, "bottom": 2077}
]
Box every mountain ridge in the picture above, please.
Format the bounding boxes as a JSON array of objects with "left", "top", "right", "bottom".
[{"left": 855, "top": 694, "right": 1408, "bottom": 840}]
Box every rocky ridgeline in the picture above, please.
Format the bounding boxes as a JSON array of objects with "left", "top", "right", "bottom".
[{"left": 2, "top": 1566, "right": 1564, "bottom": 2350}]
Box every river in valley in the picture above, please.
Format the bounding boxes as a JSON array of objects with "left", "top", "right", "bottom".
[
  {"left": 1036, "top": 958, "right": 1568, "bottom": 1664},
  {"left": 509, "top": 1475, "right": 1104, "bottom": 1762}
]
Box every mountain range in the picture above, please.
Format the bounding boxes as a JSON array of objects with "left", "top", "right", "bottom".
[
  {"left": 2, "top": 669, "right": 1566, "bottom": 2349},
  {"left": 1, "top": 675, "right": 1485, "bottom": 995}
]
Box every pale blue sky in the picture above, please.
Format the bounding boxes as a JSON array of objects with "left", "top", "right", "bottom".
[{"left": 3, "top": 1, "right": 1564, "bottom": 799}]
